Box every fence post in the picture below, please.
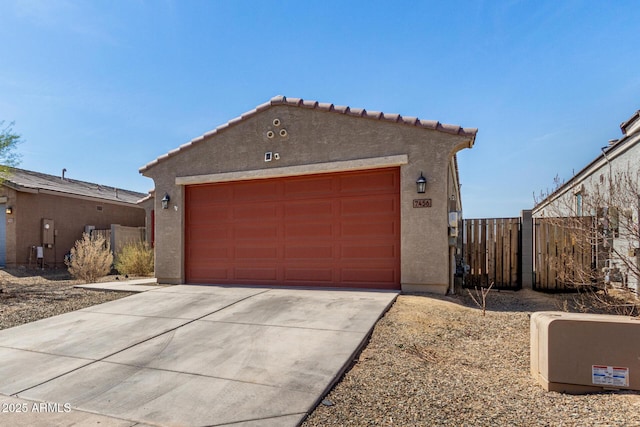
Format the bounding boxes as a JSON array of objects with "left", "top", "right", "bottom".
[{"left": 520, "top": 209, "right": 533, "bottom": 289}]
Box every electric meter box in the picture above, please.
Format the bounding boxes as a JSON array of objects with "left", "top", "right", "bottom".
[
  {"left": 448, "top": 212, "right": 459, "bottom": 227},
  {"left": 531, "top": 311, "right": 640, "bottom": 394},
  {"left": 42, "top": 218, "right": 55, "bottom": 246}
]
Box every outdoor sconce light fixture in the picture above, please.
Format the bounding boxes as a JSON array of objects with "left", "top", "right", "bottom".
[
  {"left": 161, "top": 193, "right": 170, "bottom": 210},
  {"left": 5, "top": 206, "right": 12, "bottom": 215},
  {"left": 416, "top": 172, "right": 427, "bottom": 194}
]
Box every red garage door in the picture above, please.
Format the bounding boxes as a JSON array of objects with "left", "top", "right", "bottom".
[{"left": 185, "top": 167, "right": 400, "bottom": 289}]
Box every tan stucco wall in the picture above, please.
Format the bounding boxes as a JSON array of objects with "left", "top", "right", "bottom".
[
  {"left": 0, "top": 189, "right": 145, "bottom": 268},
  {"left": 143, "top": 105, "right": 474, "bottom": 293},
  {"left": 137, "top": 195, "right": 155, "bottom": 245}
]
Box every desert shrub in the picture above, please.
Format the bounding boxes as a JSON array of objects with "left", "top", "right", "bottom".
[
  {"left": 66, "top": 233, "right": 113, "bottom": 283},
  {"left": 115, "top": 241, "right": 154, "bottom": 276}
]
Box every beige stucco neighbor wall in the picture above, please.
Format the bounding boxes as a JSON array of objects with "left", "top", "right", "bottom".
[
  {"left": 533, "top": 137, "right": 640, "bottom": 293},
  {"left": 110, "top": 224, "right": 146, "bottom": 255},
  {"left": 0, "top": 189, "right": 145, "bottom": 268},
  {"left": 142, "top": 103, "right": 475, "bottom": 293}
]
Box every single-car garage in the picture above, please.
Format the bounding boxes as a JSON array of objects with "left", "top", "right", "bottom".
[
  {"left": 140, "top": 95, "right": 476, "bottom": 294},
  {"left": 185, "top": 168, "right": 400, "bottom": 289}
]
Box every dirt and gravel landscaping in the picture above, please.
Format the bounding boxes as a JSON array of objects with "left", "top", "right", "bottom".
[
  {"left": 0, "top": 268, "right": 133, "bottom": 330},
  {"left": 1, "top": 270, "right": 639, "bottom": 426},
  {"left": 302, "top": 289, "right": 640, "bottom": 427}
]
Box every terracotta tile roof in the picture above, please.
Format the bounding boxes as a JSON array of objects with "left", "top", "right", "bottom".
[
  {"left": 1, "top": 167, "right": 146, "bottom": 205},
  {"left": 140, "top": 95, "right": 478, "bottom": 173}
]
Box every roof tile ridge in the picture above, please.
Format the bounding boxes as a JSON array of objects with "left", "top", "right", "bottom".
[
  {"left": 460, "top": 127, "right": 478, "bottom": 136},
  {"left": 401, "top": 116, "right": 419, "bottom": 126},
  {"left": 382, "top": 112, "right": 401, "bottom": 123},
  {"left": 437, "top": 123, "right": 462, "bottom": 134},
  {"left": 417, "top": 119, "right": 439, "bottom": 130},
  {"left": 280, "top": 96, "right": 303, "bottom": 106},
  {"left": 317, "top": 102, "right": 334, "bottom": 111},
  {"left": 301, "top": 99, "right": 318, "bottom": 109},
  {"left": 346, "top": 107, "right": 365, "bottom": 117},
  {"left": 363, "top": 110, "right": 383, "bottom": 119}
]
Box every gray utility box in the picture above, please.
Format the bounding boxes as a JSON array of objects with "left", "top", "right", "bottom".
[{"left": 531, "top": 311, "right": 640, "bottom": 394}]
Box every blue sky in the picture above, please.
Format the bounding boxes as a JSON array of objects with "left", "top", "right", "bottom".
[{"left": 1, "top": 0, "right": 639, "bottom": 218}]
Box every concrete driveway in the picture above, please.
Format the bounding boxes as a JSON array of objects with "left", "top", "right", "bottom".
[{"left": 0, "top": 285, "right": 397, "bottom": 426}]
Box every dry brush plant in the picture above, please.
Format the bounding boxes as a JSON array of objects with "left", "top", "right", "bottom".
[
  {"left": 534, "top": 168, "right": 640, "bottom": 316},
  {"left": 66, "top": 233, "right": 113, "bottom": 283},
  {"left": 115, "top": 241, "right": 154, "bottom": 276}
]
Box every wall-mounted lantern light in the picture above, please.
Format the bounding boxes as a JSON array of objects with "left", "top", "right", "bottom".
[
  {"left": 161, "top": 193, "right": 170, "bottom": 210},
  {"left": 5, "top": 206, "right": 12, "bottom": 215},
  {"left": 416, "top": 172, "right": 427, "bottom": 194}
]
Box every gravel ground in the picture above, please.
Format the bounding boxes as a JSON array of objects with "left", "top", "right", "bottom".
[
  {"left": 0, "top": 268, "right": 133, "bottom": 330},
  {"left": 302, "top": 289, "right": 640, "bottom": 427},
  {"left": 2, "top": 270, "right": 639, "bottom": 426}
]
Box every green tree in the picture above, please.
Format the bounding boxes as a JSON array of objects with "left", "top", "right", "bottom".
[{"left": 0, "top": 120, "right": 22, "bottom": 176}]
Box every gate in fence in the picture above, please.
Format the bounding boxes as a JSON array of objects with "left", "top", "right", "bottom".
[{"left": 463, "top": 217, "right": 521, "bottom": 290}]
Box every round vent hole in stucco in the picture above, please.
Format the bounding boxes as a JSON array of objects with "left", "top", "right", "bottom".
[
  {"left": 279, "top": 129, "right": 288, "bottom": 137},
  {"left": 272, "top": 118, "right": 281, "bottom": 127},
  {"left": 266, "top": 130, "right": 275, "bottom": 139}
]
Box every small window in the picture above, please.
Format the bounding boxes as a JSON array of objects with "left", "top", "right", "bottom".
[
  {"left": 96, "top": 205, "right": 103, "bottom": 212},
  {"left": 575, "top": 193, "right": 583, "bottom": 216}
]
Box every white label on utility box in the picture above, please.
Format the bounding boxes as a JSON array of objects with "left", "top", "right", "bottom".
[{"left": 592, "top": 365, "right": 629, "bottom": 387}]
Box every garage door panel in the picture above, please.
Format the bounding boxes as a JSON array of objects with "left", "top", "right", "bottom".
[
  {"left": 284, "top": 200, "right": 333, "bottom": 219},
  {"left": 284, "top": 245, "right": 333, "bottom": 259},
  {"left": 188, "top": 225, "right": 231, "bottom": 240},
  {"left": 233, "top": 181, "right": 280, "bottom": 202},
  {"left": 341, "top": 244, "right": 396, "bottom": 259},
  {"left": 233, "top": 204, "right": 278, "bottom": 220},
  {"left": 340, "top": 197, "right": 397, "bottom": 216},
  {"left": 284, "top": 268, "right": 334, "bottom": 282},
  {"left": 188, "top": 206, "right": 230, "bottom": 222},
  {"left": 341, "top": 220, "right": 397, "bottom": 237},
  {"left": 234, "top": 225, "right": 279, "bottom": 239},
  {"left": 339, "top": 169, "right": 397, "bottom": 194},
  {"left": 185, "top": 168, "right": 400, "bottom": 289},
  {"left": 188, "top": 245, "right": 231, "bottom": 259},
  {"left": 235, "top": 267, "right": 278, "bottom": 281},
  {"left": 189, "top": 267, "right": 229, "bottom": 281},
  {"left": 284, "top": 223, "right": 333, "bottom": 239},
  {"left": 234, "top": 246, "right": 278, "bottom": 260},
  {"left": 188, "top": 185, "right": 233, "bottom": 205},
  {"left": 284, "top": 176, "right": 334, "bottom": 197}
]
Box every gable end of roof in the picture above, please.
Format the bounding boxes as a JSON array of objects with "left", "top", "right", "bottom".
[{"left": 139, "top": 95, "right": 478, "bottom": 174}]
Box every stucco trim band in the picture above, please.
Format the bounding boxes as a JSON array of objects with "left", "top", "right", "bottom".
[{"left": 175, "top": 155, "right": 409, "bottom": 186}]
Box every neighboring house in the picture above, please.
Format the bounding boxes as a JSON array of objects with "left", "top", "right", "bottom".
[
  {"left": 140, "top": 95, "right": 477, "bottom": 294},
  {"left": 533, "top": 109, "right": 640, "bottom": 293},
  {"left": 0, "top": 168, "right": 146, "bottom": 268}
]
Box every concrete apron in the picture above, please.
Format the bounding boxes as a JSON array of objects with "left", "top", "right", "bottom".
[{"left": 0, "top": 285, "right": 398, "bottom": 426}]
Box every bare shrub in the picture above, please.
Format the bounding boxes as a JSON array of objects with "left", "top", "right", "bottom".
[
  {"left": 535, "top": 167, "right": 640, "bottom": 316},
  {"left": 467, "top": 282, "right": 494, "bottom": 316},
  {"left": 563, "top": 287, "right": 639, "bottom": 317},
  {"left": 66, "top": 233, "right": 113, "bottom": 283},
  {"left": 115, "top": 241, "right": 154, "bottom": 276}
]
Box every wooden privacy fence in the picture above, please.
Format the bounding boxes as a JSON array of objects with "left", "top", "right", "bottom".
[
  {"left": 91, "top": 225, "right": 146, "bottom": 255},
  {"left": 533, "top": 217, "right": 595, "bottom": 291},
  {"left": 463, "top": 217, "right": 521, "bottom": 289}
]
